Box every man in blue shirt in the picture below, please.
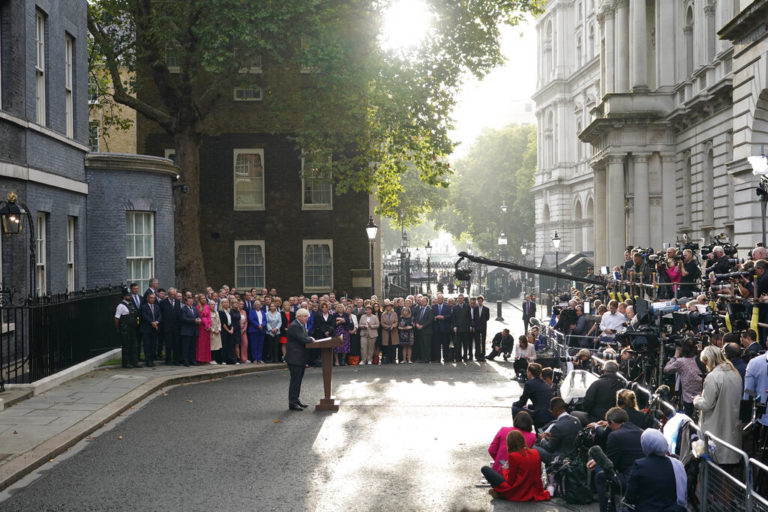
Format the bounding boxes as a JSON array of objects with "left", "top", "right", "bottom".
[{"left": 744, "top": 353, "right": 768, "bottom": 427}]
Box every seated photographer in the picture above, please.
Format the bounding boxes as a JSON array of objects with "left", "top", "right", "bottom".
[
  {"left": 571, "top": 348, "right": 594, "bottom": 373},
  {"left": 534, "top": 397, "right": 581, "bottom": 464},
  {"left": 541, "top": 367, "right": 554, "bottom": 388},
  {"left": 663, "top": 338, "right": 703, "bottom": 417},
  {"left": 488, "top": 411, "right": 537, "bottom": 472},
  {"left": 486, "top": 329, "right": 514, "bottom": 361},
  {"left": 530, "top": 325, "right": 547, "bottom": 351},
  {"left": 586, "top": 407, "right": 644, "bottom": 512},
  {"left": 624, "top": 429, "right": 687, "bottom": 512},
  {"left": 725, "top": 342, "right": 747, "bottom": 384},
  {"left": 574, "top": 360, "right": 624, "bottom": 425},
  {"left": 599, "top": 301, "right": 626, "bottom": 344},
  {"left": 481, "top": 430, "right": 551, "bottom": 502},
  {"left": 512, "top": 334, "right": 536, "bottom": 379},
  {"left": 512, "top": 363, "right": 553, "bottom": 429}
]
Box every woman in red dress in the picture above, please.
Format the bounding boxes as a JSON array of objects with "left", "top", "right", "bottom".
[
  {"left": 278, "top": 301, "right": 292, "bottom": 362},
  {"left": 481, "top": 430, "right": 550, "bottom": 502},
  {"left": 195, "top": 294, "right": 212, "bottom": 364}
]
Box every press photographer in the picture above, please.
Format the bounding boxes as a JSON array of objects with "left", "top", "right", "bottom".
[
  {"left": 678, "top": 248, "right": 701, "bottom": 299},
  {"left": 737, "top": 259, "right": 768, "bottom": 344}
]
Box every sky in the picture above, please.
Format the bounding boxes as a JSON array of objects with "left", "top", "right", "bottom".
[{"left": 449, "top": 21, "right": 538, "bottom": 160}]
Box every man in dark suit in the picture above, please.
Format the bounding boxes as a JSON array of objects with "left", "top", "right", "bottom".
[
  {"left": 522, "top": 294, "right": 536, "bottom": 333},
  {"left": 512, "top": 363, "right": 554, "bottom": 429},
  {"left": 580, "top": 360, "right": 624, "bottom": 423},
  {"left": 129, "top": 282, "right": 143, "bottom": 355},
  {"left": 179, "top": 295, "right": 201, "bottom": 367},
  {"left": 139, "top": 293, "right": 162, "bottom": 367},
  {"left": 159, "top": 287, "right": 181, "bottom": 365},
  {"left": 534, "top": 397, "right": 581, "bottom": 464},
  {"left": 413, "top": 296, "right": 434, "bottom": 363},
  {"left": 486, "top": 329, "right": 514, "bottom": 360},
  {"left": 474, "top": 296, "right": 490, "bottom": 361},
  {"left": 431, "top": 293, "right": 452, "bottom": 362},
  {"left": 587, "top": 407, "right": 644, "bottom": 512},
  {"left": 285, "top": 308, "right": 313, "bottom": 411},
  {"left": 452, "top": 294, "right": 471, "bottom": 362},
  {"left": 143, "top": 278, "right": 159, "bottom": 304}
]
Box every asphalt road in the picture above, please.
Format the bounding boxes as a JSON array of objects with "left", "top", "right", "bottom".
[{"left": 0, "top": 357, "right": 599, "bottom": 512}]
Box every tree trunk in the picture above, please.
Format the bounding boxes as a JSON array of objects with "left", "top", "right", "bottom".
[{"left": 173, "top": 128, "right": 207, "bottom": 291}]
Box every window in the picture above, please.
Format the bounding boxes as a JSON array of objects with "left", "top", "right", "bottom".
[
  {"left": 35, "top": 11, "right": 46, "bottom": 125},
  {"left": 164, "top": 148, "right": 176, "bottom": 164},
  {"left": 36, "top": 212, "right": 47, "bottom": 296},
  {"left": 235, "top": 241, "right": 265, "bottom": 290},
  {"left": 67, "top": 217, "right": 76, "bottom": 291},
  {"left": 88, "top": 121, "right": 100, "bottom": 151},
  {"left": 301, "top": 153, "right": 332, "bottom": 210},
  {"left": 576, "top": 34, "right": 582, "bottom": 67},
  {"left": 233, "top": 149, "right": 265, "bottom": 210},
  {"left": 238, "top": 54, "right": 262, "bottom": 74},
  {"left": 126, "top": 212, "right": 154, "bottom": 292},
  {"left": 166, "top": 44, "right": 180, "bottom": 73},
  {"left": 233, "top": 86, "right": 262, "bottom": 101},
  {"left": 88, "top": 77, "right": 99, "bottom": 105},
  {"left": 303, "top": 240, "right": 333, "bottom": 292},
  {"left": 65, "top": 35, "right": 74, "bottom": 138}
]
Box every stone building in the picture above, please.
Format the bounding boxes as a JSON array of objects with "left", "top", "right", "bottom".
[
  {"left": 533, "top": 0, "right": 768, "bottom": 268},
  {"left": 0, "top": 0, "right": 175, "bottom": 297}
]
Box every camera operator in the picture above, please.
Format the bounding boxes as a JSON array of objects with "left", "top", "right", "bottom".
[
  {"left": 751, "top": 245, "right": 767, "bottom": 262},
  {"left": 623, "top": 249, "right": 634, "bottom": 280},
  {"left": 737, "top": 259, "right": 768, "bottom": 345},
  {"left": 663, "top": 338, "right": 703, "bottom": 417},
  {"left": 585, "top": 407, "right": 644, "bottom": 512},
  {"left": 706, "top": 246, "right": 732, "bottom": 275},
  {"left": 574, "top": 360, "right": 624, "bottom": 425},
  {"left": 630, "top": 252, "right": 652, "bottom": 297},
  {"left": 678, "top": 249, "right": 701, "bottom": 299},
  {"left": 656, "top": 252, "right": 682, "bottom": 300},
  {"left": 570, "top": 305, "right": 590, "bottom": 347}
]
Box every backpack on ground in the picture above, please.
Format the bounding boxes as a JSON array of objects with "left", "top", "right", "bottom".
[{"left": 549, "top": 457, "right": 593, "bottom": 505}]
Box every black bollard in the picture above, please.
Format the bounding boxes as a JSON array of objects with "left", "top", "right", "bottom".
[{"left": 495, "top": 300, "right": 504, "bottom": 321}]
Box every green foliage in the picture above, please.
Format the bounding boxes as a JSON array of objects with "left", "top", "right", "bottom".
[{"left": 433, "top": 123, "right": 537, "bottom": 258}]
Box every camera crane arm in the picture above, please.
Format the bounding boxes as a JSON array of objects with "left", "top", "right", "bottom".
[{"left": 455, "top": 252, "right": 606, "bottom": 286}]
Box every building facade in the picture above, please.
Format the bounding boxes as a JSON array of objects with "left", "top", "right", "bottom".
[
  {"left": 0, "top": 0, "right": 174, "bottom": 298},
  {"left": 533, "top": 0, "right": 768, "bottom": 268}
]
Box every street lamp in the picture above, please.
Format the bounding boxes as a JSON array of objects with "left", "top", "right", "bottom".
[
  {"left": 500, "top": 200, "right": 508, "bottom": 214},
  {"left": 425, "top": 241, "right": 432, "bottom": 296},
  {"left": 498, "top": 230, "right": 508, "bottom": 261},
  {"left": 365, "top": 216, "right": 378, "bottom": 296},
  {"left": 520, "top": 244, "right": 528, "bottom": 296},
  {"left": 0, "top": 191, "right": 36, "bottom": 299},
  {"left": 552, "top": 231, "right": 561, "bottom": 294}
]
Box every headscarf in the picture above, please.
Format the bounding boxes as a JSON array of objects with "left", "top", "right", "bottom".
[{"left": 641, "top": 429, "right": 687, "bottom": 509}]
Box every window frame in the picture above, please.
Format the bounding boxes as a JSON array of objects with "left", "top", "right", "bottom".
[
  {"left": 65, "top": 34, "right": 74, "bottom": 138},
  {"left": 238, "top": 54, "right": 263, "bottom": 74},
  {"left": 66, "top": 216, "right": 76, "bottom": 292},
  {"left": 234, "top": 240, "right": 266, "bottom": 290},
  {"left": 35, "top": 11, "right": 46, "bottom": 126},
  {"left": 126, "top": 211, "right": 155, "bottom": 292},
  {"left": 166, "top": 43, "right": 180, "bottom": 73},
  {"left": 36, "top": 212, "right": 47, "bottom": 296},
  {"left": 233, "top": 86, "right": 263, "bottom": 102},
  {"left": 164, "top": 148, "right": 176, "bottom": 164},
  {"left": 233, "top": 148, "right": 266, "bottom": 211},
  {"left": 88, "top": 121, "right": 100, "bottom": 152},
  {"left": 302, "top": 239, "right": 333, "bottom": 293},
  {"left": 301, "top": 155, "right": 333, "bottom": 210}
]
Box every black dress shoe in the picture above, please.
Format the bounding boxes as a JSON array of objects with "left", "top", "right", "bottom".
[
  {"left": 297, "top": 400, "right": 309, "bottom": 408},
  {"left": 289, "top": 404, "right": 304, "bottom": 411}
]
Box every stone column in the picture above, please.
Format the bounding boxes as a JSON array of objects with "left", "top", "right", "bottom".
[
  {"left": 631, "top": 0, "right": 647, "bottom": 91},
  {"left": 633, "top": 153, "right": 650, "bottom": 247},
  {"left": 615, "top": 0, "right": 629, "bottom": 92},
  {"left": 603, "top": 5, "right": 615, "bottom": 94},
  {"left": 593, "top": 164, "right": 607, "bottom": 266},
  {"left": 661, "top": 153, "right": 677, "bottom": 245},
  {"left": 607, "top": 155, "right": 626, "bottom": 264},
  {"left": 656, "top": 0, "right": 675, "bottom": 88}
]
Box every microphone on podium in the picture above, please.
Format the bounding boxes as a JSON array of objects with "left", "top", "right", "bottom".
[{"left": 588, "top": 445, "right": 615, "bottom": 477}]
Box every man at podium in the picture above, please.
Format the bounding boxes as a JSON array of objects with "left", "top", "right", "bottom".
[{"left": 285, "top": 308, "right": 313, "bottom": 411}]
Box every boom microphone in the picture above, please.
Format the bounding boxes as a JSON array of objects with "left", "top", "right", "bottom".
[{"left": 588, "top": 445, "right": 615, "bottom": 476}]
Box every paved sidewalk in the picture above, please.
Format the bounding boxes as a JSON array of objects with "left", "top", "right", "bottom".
[{"left": 0, "top": 361, "right": 283, "bottom": 491}]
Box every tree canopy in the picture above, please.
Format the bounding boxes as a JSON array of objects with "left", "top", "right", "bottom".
[
  {"left": 433, "top": 123, "right": 537, "bottom": 259},
  {"left": 88, "top": 0, "right": 543, "bottom": 287}
]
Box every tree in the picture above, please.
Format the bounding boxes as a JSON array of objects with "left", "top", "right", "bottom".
[
  {"left": 88, "top": 0, "right": 544, "bottom": 289},
  {"left": 434, "top": 124, "right": 537, "bottom": 258}
]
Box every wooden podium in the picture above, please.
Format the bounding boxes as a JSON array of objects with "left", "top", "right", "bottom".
[{"left": 306, "top": 337, "right": 343, "bottom": 412}]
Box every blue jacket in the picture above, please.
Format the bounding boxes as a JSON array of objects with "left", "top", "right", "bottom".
[
  {"left": 606, "top": 422, "right": 645, "bottom": 475},
  {"left": 513, "top": 377, "right": 554, "bottom": 428},
  {"left": 624, "top": 454, "right": 683, "bottom": 512},
  {"left": 179, "top": 304, "right": 200, "bottom": 337},
  {"left": 247, "top": 308, "right": 267, "bottom": 334},
  {"left": 432, "top": 303, "right": 452, "bottom": 333},
  {"left": 139, "top": 303, "right": 162, "bottom": 334}
]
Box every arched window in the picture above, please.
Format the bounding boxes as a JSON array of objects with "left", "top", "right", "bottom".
[
  {"left": 682, "top": 152, "right": 692, "bottom": 227},
  {"left": 545, "top": 20, "right": 553, "bottom": 80},
  {"left": 577, "top": 34, "right": 583, "bottom": 67},
  {"left": 588, "top": 24, "right": 595, "bottom": 60},
  {"left": 574, "top": 201, "right": 583, "bottom": 252},
  {"left": 685, "top": 6, "right": 694, "bottom": 76}
]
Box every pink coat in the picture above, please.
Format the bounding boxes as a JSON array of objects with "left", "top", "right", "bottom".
[{"left": 488, "top": 426, "right": 537, "bottom": 473}]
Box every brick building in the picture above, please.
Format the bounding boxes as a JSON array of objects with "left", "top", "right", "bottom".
[
  {"left": 137, "top": 46, "right": 379, "bottom": 297},
  {"left": 0, "top": 0, "right": 175, "bottom": 297}
]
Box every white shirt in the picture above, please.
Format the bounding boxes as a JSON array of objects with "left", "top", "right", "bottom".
[
  {"left": 600, "top": 311, "right": 627, "bottom": 334},
  {"left": 115, "top": 303, "right": 129, "bottom": 319},
  {"left": 513, "top": 343, "right": 537, "bottom": 361}
]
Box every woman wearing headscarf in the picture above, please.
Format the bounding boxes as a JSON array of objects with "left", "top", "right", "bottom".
[
  {"left": 693, "top": 344, "right": 742, "bottom": 465},
  {"left": 624, "top": 429, "right": 686, "bottom": 512}
]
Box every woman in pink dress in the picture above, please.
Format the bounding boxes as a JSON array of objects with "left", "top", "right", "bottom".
[
  {"left": 488, "top": 411, "right": 537, "bottom": 473},
  {"left": 195, "top": 294, "right": 212, "bottom": 363},
  {"left": 238, "top": 300, "right": 249, "bottom": 363}
]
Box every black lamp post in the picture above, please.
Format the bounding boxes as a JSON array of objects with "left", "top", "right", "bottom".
[
  {"left": 365, "top": 216, "right": 378, "bottom": 296},
  {"left": 520, "top": 243, "right": 527, "bottom": 297},
  {"left": 0, "top": 191, "right": 36, "bottom": 298},
  {"left": 425, "top": 241, "right": 432, "bottom": 296},
  {"left": 552, "top": 231, "right": 561, "bottom": 294}
]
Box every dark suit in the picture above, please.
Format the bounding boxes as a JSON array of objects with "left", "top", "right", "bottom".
[
  {"left": 179, "top": 304, "right": 200, "bottom": 366},
  {"left": 512, "top": 377, "right": 554, "bottom": 429},
  {"left": 624, "top": 454, "right": 683, "bottom": 512},
  {"left": 534, "top": 412, "right": 581, "bottom": 464},
  {"left": 487, "top": 331, "right": 514, "bottom": 359},
  {"left": 583, "top": 373, "right": 624, "bottom": 422},
  {"left": 413, "top": 305, "right": 434, "bottom": 362},
  {"left": 597, "top": 423, "right": 645, "bottom": 512},
  {"left": 473, "top": 305, "right": 490, "bottom": 360},
  {"left": 139, "top": 302, "right": 162, "bottom": 366},
  {"left": 219, "top": 310, "right": 237, "bottom": 364},
  {"left": 286, "top": 319, "right": 311, "bottom": 407},
  {"left": 432, "top": 303, "right": 452, "bottom": 361},
  {"left": 142, "top": 287, "right": 157, "bottom": 305},
  {"left": 312, "top": 312, "right": 335, "bottom": 365},
  {"left": 159, "top": 297, "right": 181, "bottom": 364},
  {"left": 452, "top": 302, "right": 472, "bottom": 361},
  {"left": 522, "top": 300, "right": 536, "bottom": 333}
]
